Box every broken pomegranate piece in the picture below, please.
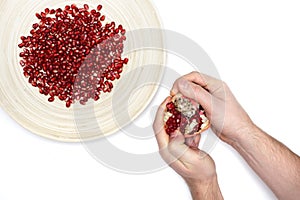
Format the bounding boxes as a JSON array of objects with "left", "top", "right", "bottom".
[{"left": 164, "top": 94, "right": 210, "bottom": 137}]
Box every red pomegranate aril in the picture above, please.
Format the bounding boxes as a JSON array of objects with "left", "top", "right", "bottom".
[
  {"left": 121, "top": 29, "right": 126, "bottom": 35},
  {"left": 45, "top": 8, "right": 50, "bottom": 14},
  {"left": 83, "top": 4, "right": 89, "bottom": 10},
  {"left": 95, "top": 12, "right": 101, "bottom": 18},
  {"left": 94, "top": 94, "right": 100, "bottom": 101},
  {"left": 71, "top": 4, "right": 77, "bottom": 9},
  {"left": 97, "top": 5, "right": 102, "bottom": 11},
  {"left": 48, "top": 97, "right": 55, "bottom": 102},
  {"left": 20, "top": 60, "right": 25, "bottom": 66},
  {"left": 23, "top": 72, "right": 29, "bottom": 77},
  {"left": 66, "top": 101, "right": 71, "bottom": 108},
  {"left": 35, "top": 13, "right": 41, "bottom": 19},
  {"left": 18, "top": 4, "right": 128, "bottom": 108},
  {"left": 32, "top": 23, "right": 39, "bottom": 29},
  {"left": 79, "top": 100, "right": 86, "bottom": 105},
  {"left": 90, "top": 9, "right": 96, "bottom": 15},
  {"left": 100, "top": 15, "right": 105, "bottom": 21}
]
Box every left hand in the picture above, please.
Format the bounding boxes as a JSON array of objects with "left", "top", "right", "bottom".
[{"left": 153, "top": 97, "right": 217, "bottom": 184}]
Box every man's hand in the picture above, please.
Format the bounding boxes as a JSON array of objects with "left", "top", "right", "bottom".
[
  {"left": 171, "top": 71, "right": 254, "bottom": 145},
  {"left": 153, "top": 97, "right": 223, "bottom": 200},
  {"left": 171, "top": 72, "right": 300, "bottom": 200}
]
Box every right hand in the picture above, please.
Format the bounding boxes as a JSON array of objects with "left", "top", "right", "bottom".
[{"left": 171, "top": 71, "right": 255, "bottom": 145}]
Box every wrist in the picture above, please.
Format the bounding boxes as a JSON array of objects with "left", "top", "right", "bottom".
[
  {"left": 185, "top": 175, "right": 217, "bottom": 188},
  {"left": 224, "top": 121, "right": 258, "bottom": 147},
  {"left": 229, "top": 123, "right": 260, "bottom": 149},
  {"left": 185, "top": 176, "right": 223, "bottom": 200}
]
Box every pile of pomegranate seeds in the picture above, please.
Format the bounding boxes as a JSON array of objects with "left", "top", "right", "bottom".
[
  {"left": 18, "top": 4, "right": 128, "bottom": 108},
  {"left": 165, "top": 101, "right": 203, "bottom": 135}
]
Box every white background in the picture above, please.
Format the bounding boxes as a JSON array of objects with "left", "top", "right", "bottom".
[{"left": 1, "top": 0, "right": 300, "bottom": 199}]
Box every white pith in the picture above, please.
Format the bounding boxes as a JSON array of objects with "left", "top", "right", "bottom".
[
  {"left": 164, "top": 112, "right": 172, "bottom": 123},
  {"left": 185, "top": 119, "right": 198, "bottom": 134},
  {"left": 200, "top": 114, "right": 209, "bottom": 130},
  {"left": 174, "top": 95, "right": 196, "bottom": 118}
]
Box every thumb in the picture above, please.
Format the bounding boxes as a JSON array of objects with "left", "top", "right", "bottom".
[
  {"left": 168, "top": 131, "right": 193, "bottom": 163},
  {"left": 185, "top": 134, "right": 201, "bottom": 149},
  {"left": 169, "top": 130, "right": 185, "bottom": 145}
]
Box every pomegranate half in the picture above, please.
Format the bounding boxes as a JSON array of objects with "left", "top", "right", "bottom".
[{"left": 164, "top": 94, "right": 210, "bottom": 137}]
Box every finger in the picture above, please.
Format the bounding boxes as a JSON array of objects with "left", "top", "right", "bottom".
[
  {"left": 193, "top": 134, "right": 201, "bottom": 147},
  {"left": 185, "top": 134, "right": 201, "bottom": 149},
  {"left": 153, "top": 96, "right": 172, "bottom": 149},
  {"left": 174, "top": 79, "right": 212, "bottom": 111},
  {"left": 171, "top": 72, "right": 221, "bottom": 95},
  {"left": 168, "top": 131, "right": 198, "bottom": 164}
]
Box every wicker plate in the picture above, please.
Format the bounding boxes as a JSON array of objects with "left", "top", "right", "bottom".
[{"left": 0, "top": 0, "right": 165, "bottom": 142}]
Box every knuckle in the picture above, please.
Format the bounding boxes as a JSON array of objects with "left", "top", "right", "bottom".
[
  {"left": 175, "top": 76, "right": 185, "bottom": 85},
  {"left": 191, "top": 84, "right": 202, "bottom": 98},
  {"left": 191, "top": 83, "right": 201, "bottom": 92},
  {"left": 190, "top": 71, "right": 200, "bottom": 76}
]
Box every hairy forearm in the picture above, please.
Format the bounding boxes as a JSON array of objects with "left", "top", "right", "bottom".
[
  {"left": 186, "top": 177, "right": 223, "bottom": 200},
  {"left": 231, "top": 125, "right": 300, "bottom": 200}
]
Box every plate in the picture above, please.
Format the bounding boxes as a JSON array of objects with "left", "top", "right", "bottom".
[{"left": 0, "top": 0, "right": 165, "bottom": 142}]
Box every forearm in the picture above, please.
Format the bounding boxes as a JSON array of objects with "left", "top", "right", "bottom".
[
  {"left": 231, "top": 125, "right": 300, "bottom": 200},
  {"left": 186, "top": 177, "right": 223, "bottom": 200}
]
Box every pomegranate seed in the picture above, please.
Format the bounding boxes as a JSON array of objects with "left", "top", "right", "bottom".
[
  {"left": 91, "top": 9, "right": 96, "bottom": 15},
  {"left": 100, "top": 15, "right": 105, "bottom": 21},
  {"left": 41, "top": 12, "right": 46, "bottom": 18},
  {"left": 83, "top": 4, "right": 89, "bottom": 10},
  {"left": 97, "top": 5, "right": 102, "bottom": 11},
  {"left": 48, "top": 97, "right": 55, "bottom": 102},
  {"left": 71, "top": 4, "right": 77, "bottom": 9},
  {"left": 18, "top": 4, "right": 128, "bottom": 108},
  {"left": 121, "top": 29, "right": 126, "bottom": 35},
  {"left": 32, "top": 23, "right": 39, "bottom": 29},
  {"left": 66, "top": 101, "right": 71, "bottom": 108},
  {"left": 18, "top": 43, "right": 24, "bottom": 48},
  {"left": 166, "top": 102, "right": 175, "bottom": 111},
  {"left": 94, "top": 95, "right": 100, "bottom": 101},
  {"left": 35, "top": 13, "right": 41, "bottom": 19}
]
